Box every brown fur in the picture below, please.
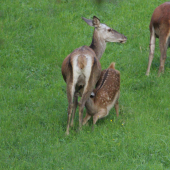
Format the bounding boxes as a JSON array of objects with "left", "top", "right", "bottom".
[
  {"left": 62, "top": 15, "right": 126, "bottom": 134},
  {"left": 82, "top": 16, "right": 127, "bottom": 60},
  {"left": 61, "top": 46, "right": 101, "bottom": 135},
  {"left": 83, "top": 63, "right": 120, "bottom": 127},
  {"left": 77, "top": 55, "right": 87, "bottom": 69},
  {"left": 108, "top": 62, "right": 115, "bottom": 70},
  {"left": 146, "top": 2, "right": 170, "bottom": 76}
]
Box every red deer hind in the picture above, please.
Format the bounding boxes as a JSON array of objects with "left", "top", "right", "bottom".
[
  {"left": 62, "top": 16, "right": 126, "bottom": 135},
  {"left": 146, "top": 2, "right": 170, "bottom": 76},
  {"left": 83, "top": 62, "right": 120, "bottom": 129}
]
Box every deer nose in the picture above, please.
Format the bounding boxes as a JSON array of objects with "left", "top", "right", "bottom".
[
  {"left": 123, "top": 35, "right": 127, "bottom": 41},
  {"left": 120, "top": 36, "right": 127, "bottom": 43}
]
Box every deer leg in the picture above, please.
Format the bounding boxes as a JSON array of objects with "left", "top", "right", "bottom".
[
  {"left": 158, "top": 33, "right": 169, "bottom": 76},
  {"left": 79, "top": 62, "right": 101, "bottom": 130},
  {"left": 78, "top": 85, "right": 95, "bottom": 129},
  {"left": 70, "top": 94, "right": 78, "bottom": 127},
  {"left": 92, "top": 109, "right": 107, "bottom": 130},
  {"left": 66, "top": 103, "right": 73, "bottom": 135},
  {"left": 114, "top": 100, "right": 119, "bottom": 117},
  {"left": 65, "top": 84, "right": 75, "bottom": 135},
  {"left": 146, "top": 27, "right": 156, "bottom": 76},
  {"left": 78, "top": 103, "right": 84, "bottom": 130},
  {"left": 114, "top": 91, "right": 120, "bottom": 117},
  {"left": 83, "top": 112, "right": 91, "bottom": 125}
]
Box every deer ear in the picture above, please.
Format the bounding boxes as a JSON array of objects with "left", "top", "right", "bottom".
[
  {"left": 82, "top": 16, "right": 101, "bottom": 28},
  {"left": 92, "top": 16, "right": 100, "bottom": 28},
  {"left": 82, "top": 17, "right": 94, "bottom": 27}
]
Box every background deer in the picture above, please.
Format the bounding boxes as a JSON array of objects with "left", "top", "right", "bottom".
[
  {"left": 146, "top": 2, "right": 170, "bottom": 76},
  {"left": 83, "top": 62, "right": 120, "bottom": 129},
  {"left": 62, "top": 16, "right": 126, "bottom": 135}
]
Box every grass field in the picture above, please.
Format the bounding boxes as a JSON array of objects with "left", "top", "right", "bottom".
[{"left": 1, "top": 0, "right": 170, "bottom": 169}]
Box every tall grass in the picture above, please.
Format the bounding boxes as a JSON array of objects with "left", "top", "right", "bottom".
[{"left": 0, "top": 0, "right": 170, "bottom": 169}]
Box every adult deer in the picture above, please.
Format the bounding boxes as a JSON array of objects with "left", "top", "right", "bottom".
[
  {"left": 62, "top": 16, "right": 126, "bottom": 135},
  {"left": 83, "top": 62, "right": 120, "bottom": 128},
  {"left": 146, "top": 2, "right": 170, "bottom": 76}
]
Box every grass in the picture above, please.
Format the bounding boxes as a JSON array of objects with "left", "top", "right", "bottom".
[{"left": 0, "top": 0, "right": 170, "bottom": 169}]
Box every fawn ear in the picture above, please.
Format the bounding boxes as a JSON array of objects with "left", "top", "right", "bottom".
[{"left": 82, "top": 16, "right": 100, "bottom": 28}]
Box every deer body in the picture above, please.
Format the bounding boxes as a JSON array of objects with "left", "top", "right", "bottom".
[
  {"left": 146, "top": 2, "right": 170, "bottom": 76},
  {"left": 83, "top": 63, "right": 120, "bottom": 127},
  {"left": 62, "top": 46, "right": 101, "bottom": 135},
  {"left": 62, "top": 16, "right": 126, "bottom": 135}
]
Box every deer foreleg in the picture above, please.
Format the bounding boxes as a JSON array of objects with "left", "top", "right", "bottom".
[
  {"left": 92, "top": 109, "right": 107, "bottom": 130},
  {"left": 83, "top": 112, "right": 91, "bottom": 125}
]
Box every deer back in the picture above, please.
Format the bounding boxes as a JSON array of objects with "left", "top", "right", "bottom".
[{"left": 93, "top": 67, "right": 120, "bottom": 107}]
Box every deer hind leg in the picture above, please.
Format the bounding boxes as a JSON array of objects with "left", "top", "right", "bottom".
[
  {"left": 114, "top": 100, "right": 119, "bottom": 117},
  {"left": 92, "top": 109, "right": 107, "bottom": 130},
  {"left": 78, "top": 90, "right": 92, "bottom": 130},
  {"left": 66, "top": 103, "right": 73, "bottom": 135},
  {"left": 146, "top": 26, "right": 156, "bottom": 76},
  {"left": 78, "top": 82, "right": 96, "bottom": 129},
  {"left": 66, "top": 84, "right": 75, "bottom": 135},
  {"left": 70, "top": 93, "right": 78, "bottom": 127},
  {"left": 79, "top": 59, "right": 101, "bottom": 130},
  {"left": 78, "top": 75, "right": 97, "bottom": 129},
  {"left": 158, "top": 29, "right": 170, "bottom": 76},
  {"left": 114, "top": 91, "right": 120, "bottom": 117}
]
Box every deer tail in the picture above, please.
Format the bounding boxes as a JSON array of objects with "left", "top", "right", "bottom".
[{"left": 77, "top": 55, "right": 87, "bottom": 69}]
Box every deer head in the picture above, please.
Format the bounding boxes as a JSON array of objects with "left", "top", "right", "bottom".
[{"left": 82, "top": 16, "right": 127, "bottom": 44}]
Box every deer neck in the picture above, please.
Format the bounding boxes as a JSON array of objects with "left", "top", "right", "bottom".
[{"left": 90, "top": 30, "right": 106, "bottom": 60}]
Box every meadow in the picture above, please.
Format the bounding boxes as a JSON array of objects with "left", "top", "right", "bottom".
[{"left": 0, "top": 0, "right": 170, "bottom": 169}]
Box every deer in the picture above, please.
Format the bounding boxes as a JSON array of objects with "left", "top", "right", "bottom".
[
  {"left": 61, "top": 16, "right": 127, "bottom": 135},
  {"left": 146, "top": 2, "right": 170, "bottom": 76},
  {"left": 83, "top": 62, "right": 120, "bottom": 129}
]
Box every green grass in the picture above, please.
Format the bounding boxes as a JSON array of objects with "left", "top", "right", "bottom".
[{"left": 1, "top": 0, "right": 170, "bottom": 169}]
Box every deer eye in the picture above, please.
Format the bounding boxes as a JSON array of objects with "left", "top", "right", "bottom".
[{"left": 108, "top": 29, "right": 112, "bottom": 32}]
